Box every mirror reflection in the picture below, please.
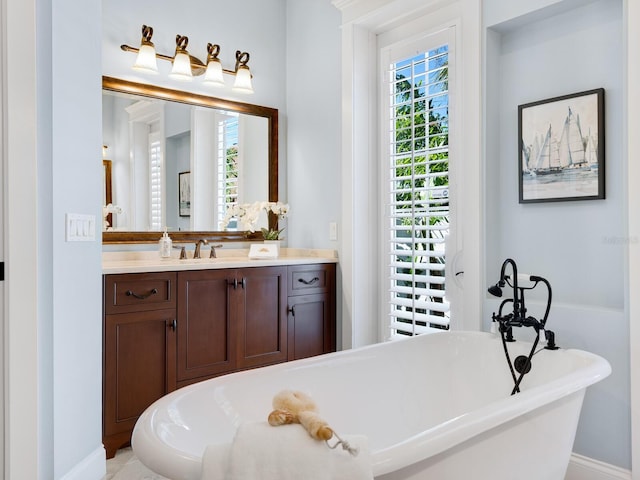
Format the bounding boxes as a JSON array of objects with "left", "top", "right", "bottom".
[
  {"left": 101, "top": 76, "right": 278, "bottom": 244},
  {"left": 102, "top": 89, "right": 269, "bottom": 232}
]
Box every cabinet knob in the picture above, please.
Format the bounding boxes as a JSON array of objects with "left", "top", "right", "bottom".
[
  {"left": 227, "top": 278, "right": 246, "bottom": 289},
  {"left": 288, "top": 306, "right": 295, "bottom": 316},
  {"left": 168, "top": 319, "right": 177, "bottom": 331}
]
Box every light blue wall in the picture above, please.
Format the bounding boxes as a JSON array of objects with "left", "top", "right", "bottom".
[
  {"left": 39, "top": 0, "right": 104, "bottom": 476},
  {"left": 285, "top": 0, "right": 342, "bottom": 249},
  {"left": 484, "top": 0, "right": 628, "bottom": 468},
  {"left": 37, "top": 0, "right": 54, "bottom": 475}
]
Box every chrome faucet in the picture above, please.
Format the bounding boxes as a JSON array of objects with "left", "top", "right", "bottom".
[{"left": 194, "top": 239, "right": 208, "bottom": 259}]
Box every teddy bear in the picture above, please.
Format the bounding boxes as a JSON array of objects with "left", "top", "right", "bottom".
[{"left": 267, "top": 389, "right": 334, "bottom": 441}]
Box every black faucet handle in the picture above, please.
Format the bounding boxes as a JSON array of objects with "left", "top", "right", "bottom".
[{"left": 544, "top": 330, "right": 559, "bottom": 350}]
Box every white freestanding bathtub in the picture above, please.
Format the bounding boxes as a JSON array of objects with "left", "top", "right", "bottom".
[{"left": 132, "top": 331, "right": 611, "bottom": 480}]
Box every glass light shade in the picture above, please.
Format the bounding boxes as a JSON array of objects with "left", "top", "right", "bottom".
[
  {"left": 169, "top": 52, "right": 193, "bottom": 80},
  {"left": 203, "top": 59, "right": 225, "bottom": 86},
  {"left": 232, "top": 66, "right": 254, "bottom": 94},
  {"left": 133, "top": 44, "right": 158, "bottom": 73}
]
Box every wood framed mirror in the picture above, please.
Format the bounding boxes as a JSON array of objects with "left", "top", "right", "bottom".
[
  {"left": 103, "top": 158, "right": 113, "bottom": 228},
  {"left": 101, "top": 76, "right": 278, "bottom": 244}
]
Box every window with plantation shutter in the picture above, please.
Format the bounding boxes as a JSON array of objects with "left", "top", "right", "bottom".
[
  {"left": 216, "top": 114, "right": 240, "bottom": 227},
  {"left": 385, "top": 42, "right": 451, "bottom": 337},
  {"left": 149, "top": 131, "right": 163, "bottom": 230}
]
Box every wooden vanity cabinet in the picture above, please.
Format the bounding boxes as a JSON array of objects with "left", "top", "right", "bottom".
[
  {"left": 287, "top": 264, "right": 336, "bottom": 360},
  {"left": 102, "top": 272, "right": 177, "bottom": 459},
  {"left": 103, "top": 262, "right": 335, "bottom": 458},
  {"left": 176, "top": 266, "right": 288, "bottom": 387}
]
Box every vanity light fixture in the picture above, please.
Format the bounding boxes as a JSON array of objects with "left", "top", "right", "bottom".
[
  {"left": 121, "top": 25, "right": 254, "bottom": 93},
  {"left": 132, "top": 25, "right": 159, "bottom": 73},
  {"left": 232, "top": 51, "right": 253, "bottom": 94},
  {"left": 203, "top": 43, "right": 225, "bottom": 87},
  {"left": 169, "top": 35, "right": 193, "bottom": 81}
]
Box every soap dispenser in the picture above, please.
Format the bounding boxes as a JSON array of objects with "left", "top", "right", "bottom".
[{"left": 159, "top": 227, "right": 172, "bottom": 258}]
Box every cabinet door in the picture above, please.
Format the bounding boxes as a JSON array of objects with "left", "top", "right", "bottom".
[
  {"left": 103, "top": 308, "right": 176, "bottom": 455},
  {"left": 288, "top": 293, "right": 334, "bottom": 361},
  {"left": 177, "top": 269, "right": 237, "bottom": 382},
  {"left": 237, "top": 266, "right": 288, "bottom": 369}
]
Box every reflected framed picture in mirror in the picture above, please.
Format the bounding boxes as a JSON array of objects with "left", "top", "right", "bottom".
[{"left": 179, "top": 171, "right": 191, "bottom": 217}]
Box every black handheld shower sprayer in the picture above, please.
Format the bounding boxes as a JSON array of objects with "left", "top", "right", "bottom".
[{"left": 488, "top": 258, "right": 558, "bottom": 395}]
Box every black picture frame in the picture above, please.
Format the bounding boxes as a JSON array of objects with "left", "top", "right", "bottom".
[
  {"left": 178, "top": 171, "right": 191, "bottom": 217},
  {"left": 518, "top": 88, "right": 605, "bottom": 203}
]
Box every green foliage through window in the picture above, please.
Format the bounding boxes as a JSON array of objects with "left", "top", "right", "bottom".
[{"left": 388, "top": 45, "right": 450, "bottom": 336}]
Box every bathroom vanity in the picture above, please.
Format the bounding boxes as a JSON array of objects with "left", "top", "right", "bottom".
[{"left": 102, "top": 250, "right": 337, "bottom": 458}]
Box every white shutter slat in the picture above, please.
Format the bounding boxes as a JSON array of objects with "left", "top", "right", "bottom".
[
  {"left": 388, "top": 44, "right": 450, "bottom": 336},
  {"left": 217, "top": 115, "right": 241, "bottom": 226},
  {"left": 149, "top": 133, "right": 163, "bottom": 230}
]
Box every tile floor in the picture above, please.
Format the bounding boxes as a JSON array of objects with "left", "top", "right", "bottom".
[{"left": 105, "top": 448, "right": 170, "bottom": 480}]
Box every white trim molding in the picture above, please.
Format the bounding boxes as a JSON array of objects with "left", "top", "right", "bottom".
[
  {"left": 333, "top": 0, "right": 483, "bottom": 348},
  {"left": 566, "top": 453, "right": 632, "bottom": 480},
  {"left": 59, "top": 446, "right": 106, "bottom": 480},
  {"left": 3, "top": 0, "right": 39, "bottom": 477},
  {"left": 627, "top": 0, "right": 640, "bottom": 479}
]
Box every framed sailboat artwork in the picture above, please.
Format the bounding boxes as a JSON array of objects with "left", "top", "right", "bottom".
[{"left": 518, "top": 88, "right": 605, "bottom": 203}]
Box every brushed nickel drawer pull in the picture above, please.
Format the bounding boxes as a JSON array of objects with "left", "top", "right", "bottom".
[
  {"left": 125, "top": 288, "right": 158, "bottom": 300},
  {"left": 298, "top": 276, "right": 319, "bottom": 286}
]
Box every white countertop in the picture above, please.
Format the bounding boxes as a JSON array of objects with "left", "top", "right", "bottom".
[{"left": 102, "top": 248, "right": 338, "bottom": 274}]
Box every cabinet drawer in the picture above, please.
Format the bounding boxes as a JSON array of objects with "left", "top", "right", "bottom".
[
  {"left": 104, "top": 272, "right": 177, "bottom": 314},
  {"left": 288, "top": 264, "right": 334, "bottom": 296}
]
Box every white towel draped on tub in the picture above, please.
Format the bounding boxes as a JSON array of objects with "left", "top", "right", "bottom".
[{"left": 200, "top": 422, "right": 373, "bottom": 480}]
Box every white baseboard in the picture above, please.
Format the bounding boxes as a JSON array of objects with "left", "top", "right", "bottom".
[
  {"left": 59, "top": 445, "right": 106, "bottom": 480},
  {"left": 565, "top": 453, "right": 631, "bottom": 480},
  {"left": 54, "top": 446, "right": 628, "bottom": 480}
]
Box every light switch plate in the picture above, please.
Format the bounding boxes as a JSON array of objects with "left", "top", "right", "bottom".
[
  {"left": 66, "top": 213, "right": 96, "bottom": 242},
  {"left": 329, "top": 222, "right": 338, "bottom": 241}
]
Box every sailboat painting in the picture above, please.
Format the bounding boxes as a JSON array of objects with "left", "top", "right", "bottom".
[{"left": 518, "top": 88, "right": 605, "bottom": 203}]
